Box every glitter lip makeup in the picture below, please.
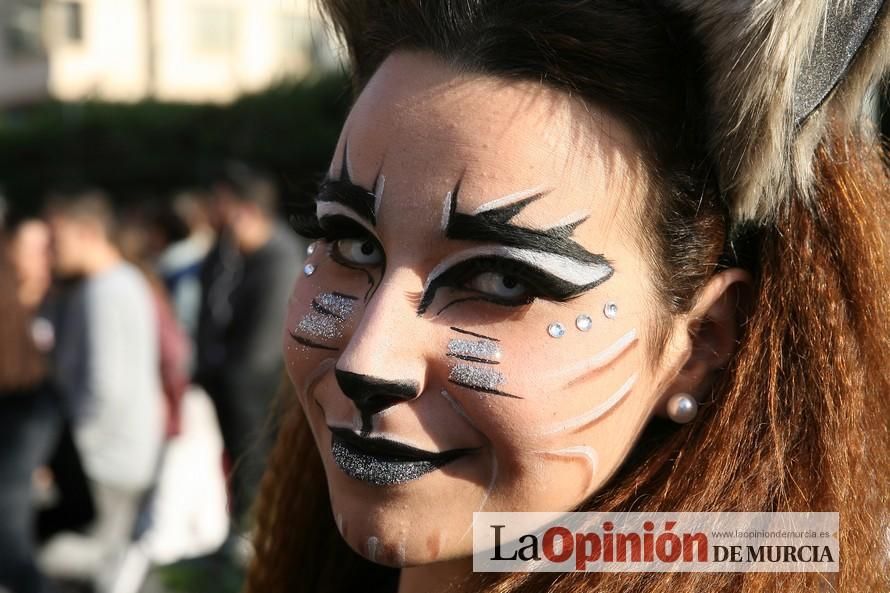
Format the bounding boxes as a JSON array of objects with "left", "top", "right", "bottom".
[{"left": 330, "top": 427, "right": 475, "bottom": 486}]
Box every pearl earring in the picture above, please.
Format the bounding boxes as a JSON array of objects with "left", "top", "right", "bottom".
[{"left": 666, "top": 392, "right": 698, "bottom": 424}]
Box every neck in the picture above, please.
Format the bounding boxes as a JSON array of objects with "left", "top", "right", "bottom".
[
  {"left": 81, "top": 242, "right": 122, "bottom": 276},
  {"left": 397, "top": 557, "right": 472, "bottom": 593}
]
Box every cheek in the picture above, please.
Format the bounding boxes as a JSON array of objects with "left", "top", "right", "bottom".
[
  {"left": 443, "top": 303, "right": 646, "bottom": 508},
  {"left": 282, "top": 252, "right": 368, "bottom": 395}
]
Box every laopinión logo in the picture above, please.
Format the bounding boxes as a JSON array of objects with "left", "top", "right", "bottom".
[{"left": 473, "top": 512, "right": 838, "bottom": 573}]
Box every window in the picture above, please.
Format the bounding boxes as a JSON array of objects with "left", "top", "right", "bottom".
[
  {"left": 4, "top": 0, "right": 44, "bottom": 58},
  {"left": 60, "top": 1, "right": 83, "bottom": 44}
]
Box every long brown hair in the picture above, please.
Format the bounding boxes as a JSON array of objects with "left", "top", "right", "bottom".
[
  {"left": 247, "top": 2, "right": 890, "bottom": 591},
  {"left": 0, "top": 231, "right": 47, "bottom": 392}
]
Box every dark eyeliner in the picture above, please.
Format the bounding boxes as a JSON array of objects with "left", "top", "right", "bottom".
[{"left": 418, "top": 256, "right": 585, "bottom": 314}]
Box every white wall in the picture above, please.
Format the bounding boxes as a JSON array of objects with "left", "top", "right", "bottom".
[
  {"left": 41, "top": 0, "right": 340, "bottom": 105},
  {"left": 47, "top": 0, "right": 150, "bottom": 101}
]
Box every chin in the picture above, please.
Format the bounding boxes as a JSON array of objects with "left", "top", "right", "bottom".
[{"left": 324, "top": 463, "right": 483, "bottom": 566}]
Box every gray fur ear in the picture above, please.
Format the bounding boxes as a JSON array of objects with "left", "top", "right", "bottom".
[{"left": 673, "top": 0, "right": 890, "bottom": 225}]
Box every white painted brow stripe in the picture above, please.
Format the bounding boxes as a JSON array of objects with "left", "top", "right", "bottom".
[
  {"left": 441, "top": 190, "right": 453, "bottom": 231},
  {"left": 537, "top": 372, "right": 638, "bottom": 435},
  {"left": 423, "top": 245, "right": 612, "bottom": 292},
  {"left": 373, "top": 174, "right": 385, "bottom": 216},
  {"left": 549, "top": 210, "right": 589, "bottom": 229},
  {"left": 344, "top": 148, "right": 354, "bottom": 180},
  {"left": 547, "top": 329, "right": 638, "bottom": 382},
  {"left": 470, "top": 185, "right": 549, "bottom": 215},
  {"left": 316, "top": 202, "right": 377, "bottom": 235}
]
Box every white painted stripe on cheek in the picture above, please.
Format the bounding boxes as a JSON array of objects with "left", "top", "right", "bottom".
[
  {"left": 537, "top": 372, "right": 639, "bottom": 435},
  {"left": 439, "top": 389, "right": 474, "bottom": 425},
  {"left": 546, "top": 329, "right": 638, "bottom": 384},
  {"left": 532, "top": 445, "right": 599, "bottom": 493},
  {"left": 459, "top": 448, "right": 498, "bottom": 544},
  {"left": 367, "top": 536, "right": 378, "bottom": 562}
]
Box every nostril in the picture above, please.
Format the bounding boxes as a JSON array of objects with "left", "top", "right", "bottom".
[{"left": 334, "top": 369, "right": 419, "bottom": 434}]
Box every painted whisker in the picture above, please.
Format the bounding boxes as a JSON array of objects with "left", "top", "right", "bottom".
[
  {"left": 547, "top": 328, "right": 638, "bottom": 387},
  {"left": 447, "top": 338, "right": 501, "bottom": 364},
  {"left": 289, "top": 332, "right": 340, "bottom": 351},
  {"left": 536, "top": 372, "right": 638, "bottom": 435},
  {"left": 450, "top": 326, "right": 501, "bottom": 342},
  {"left": 531, "top": 445, "right": 599, "bottom": 494},
  {"left": 448, "top": 364, "right": 522, "bottom": 399}
]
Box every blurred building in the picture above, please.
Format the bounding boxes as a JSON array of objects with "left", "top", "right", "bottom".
[
  {"left": 0, "top": 0, "right": 341, "bottom": 106},
  {"left": 0, "top": 0, "right": 49, "bottom": 105}
]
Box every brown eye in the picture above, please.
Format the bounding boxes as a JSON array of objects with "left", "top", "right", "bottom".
[{"left": 333, "top": 238, "right": 383, "bottom": 266}]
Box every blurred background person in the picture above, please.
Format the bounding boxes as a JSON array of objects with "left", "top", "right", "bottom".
[
  {"left": 8, "top": 217, "right": 53, "bottom": 311},
  {"left": 156, "top": 191, "right": 216, "bottom": 360},
  {"left": 194, "top": 163, "right": 303, "bottom": 550},
  {"left": 39, "top": 190, "right": 165, "bottom": 589},
  {"left": 0, "top": 211, "right": 60, "bottom": 593},
  {"left": 118, "top": 208, "right": 192, "bottom": 439}
]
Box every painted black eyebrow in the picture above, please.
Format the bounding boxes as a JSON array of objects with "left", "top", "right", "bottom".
[
  {"left": 317, "top": 178, "right": 377, "bottom": 226},
  {"left": 443, "top": 177, "right": 610, "bottom": 268},
  {"left": 315, "top": 138, "right": 378, "bottom": 225}
]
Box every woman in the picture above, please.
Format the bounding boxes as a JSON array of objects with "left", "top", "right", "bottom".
[
  {"left": 0, "top": 219, "right": 59, "bottom": 593},
  {"left": 248, "top": 1, "right": 890, "bottom": 592}
]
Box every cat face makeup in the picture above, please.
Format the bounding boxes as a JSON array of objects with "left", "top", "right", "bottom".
[{"left": 283, "top": 51, "right": 674, "bottom": 568}]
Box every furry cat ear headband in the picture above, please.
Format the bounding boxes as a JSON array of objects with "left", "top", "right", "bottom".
[{"left": 673, "top": 0, "right": 890, "bottom": 224}]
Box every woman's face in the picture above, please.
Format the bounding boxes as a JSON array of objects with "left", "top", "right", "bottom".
[{"left": 283, "top": 51, "right": 679, "bottom": 567}]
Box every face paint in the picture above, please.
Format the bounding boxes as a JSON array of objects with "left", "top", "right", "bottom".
[
  {"left": 415, "top": 182, "right": 610, "bottom": 314},
  {"left": 469, "top": 184, "right": 549, "bottom": 215},
  {"left": 547, "top": 322, "right": 566, "bottom": 338},
  {"left": 532, "top": 445, "right": 599, "bottom": 494},
  {"left": 294, "top": 292, "right": 357, "bottom": 341},
  {"left": 330, "top": 427, "right": 476, "bottom": 486},
  {"left": 546, "top": 328, "right": 638, "bottom": 387},
  {"left": 447, "top": 365, "right": 511, "bottom": 396},
  {"left": 373, "top": 173, "right": 385, "bottom": 217},
  {"left": 447, "top": 338, "right": 502, "bottom": 364},
  {"left": 537, "top": 372, "right": 639, "bottom": 436},
  {"left": 285, "top": 53, "right": 663, "bottom": 569}
]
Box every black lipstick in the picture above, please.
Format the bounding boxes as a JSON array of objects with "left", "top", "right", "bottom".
[{"left": 329, "top": 427, "right": 475, "bottom": 486}]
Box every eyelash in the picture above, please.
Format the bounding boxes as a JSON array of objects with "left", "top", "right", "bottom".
[
  {"left": 304, "top": 213, "right": 585, "bottom": 312},
  {"left": 422, "top": 256, "right": 582, "bottom": 310}
]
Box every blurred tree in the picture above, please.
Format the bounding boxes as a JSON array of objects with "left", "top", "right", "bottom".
[{"left": 0, "top": 71, "right": 351, "bottom": 216}]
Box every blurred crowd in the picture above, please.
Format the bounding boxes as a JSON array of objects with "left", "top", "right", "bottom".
[{"left": 0, "top": 164, "right": 305, "bottom": 593}]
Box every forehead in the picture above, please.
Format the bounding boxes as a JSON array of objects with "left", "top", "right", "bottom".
[{"left": 334, "top": 51, "right": 646, "bottom": 236}]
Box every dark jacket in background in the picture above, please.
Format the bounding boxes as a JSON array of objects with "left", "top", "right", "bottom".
[{"left": 194, "top": 220, "right": 303, "bottom": 524}]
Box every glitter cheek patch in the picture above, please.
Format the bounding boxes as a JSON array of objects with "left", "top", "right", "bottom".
[
  {"left": 445, "top": 328, "right": 521, "bottom": 399},
  {"left": 293, "top": 292, "right": 358, "bottom": 346}
]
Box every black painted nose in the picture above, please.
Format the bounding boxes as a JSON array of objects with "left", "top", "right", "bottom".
[{"left": 334, "top": 369, "right": 419, "bottom": 431}]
